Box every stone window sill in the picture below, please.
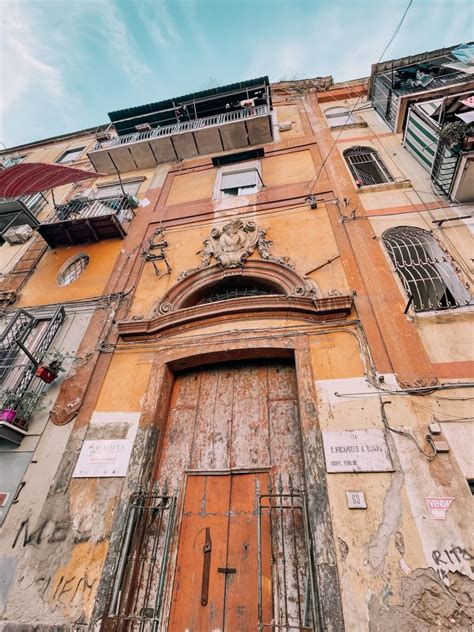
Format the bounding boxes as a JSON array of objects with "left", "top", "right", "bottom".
[
  {"left": 356, "top": 179, "right": 411, "bottom": 194},
  {"left": 330, "top": 121, "right": 368, "bottom": 131}
]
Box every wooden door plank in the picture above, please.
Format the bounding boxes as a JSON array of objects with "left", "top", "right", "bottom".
[
  {"left": 267, "top": 361, "right": 298, "bottom": 401},
  {"left": 171, "top": 367, "right": 202, "bottom": 408},
  {"left": 269, "top": 399, "right": 303, "bottom": 485},
  {"left": 158, "top": 406, "right": 197, "bottom": 487},
  {"left": 210, "top": 367, "right": 234, "bottom": 470},
  {"left": 190, "top": 368, "right": 220, "bottom": 469},
  {"left": 168, "top": 475, "right": 231, "bottom": 632},
  {"left": 231, "top": 363, "right": 271, "bottom": 469}
]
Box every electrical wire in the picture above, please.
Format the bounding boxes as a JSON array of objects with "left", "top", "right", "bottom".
[
  {"left": 305, "top": 0, "right": 413, "bottom": 194},
  {"left": 380, "top": 399, "right": 438, "bottom": 460}
]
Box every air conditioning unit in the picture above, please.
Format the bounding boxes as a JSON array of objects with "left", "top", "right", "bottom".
[
  {"left": 240, "top": 99, "right": 255, "bottom": 108},
  {"left": 3, "top": 224, "right": 34, "bottom": 245},
  {"left": 279, "top": 122, "right": 293, "bottom": 132}
]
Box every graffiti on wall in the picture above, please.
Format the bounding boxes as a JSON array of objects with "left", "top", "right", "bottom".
[
  {"left": 431, "top": 546, "right": 473, "bottom": 581},
  {"left": 12, "top": 517, "right": 68, "bottom": 548}
]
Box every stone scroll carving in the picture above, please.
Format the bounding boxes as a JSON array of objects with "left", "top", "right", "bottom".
[{"left": 178, "top": 220, "right": 294, "bottom": 280}]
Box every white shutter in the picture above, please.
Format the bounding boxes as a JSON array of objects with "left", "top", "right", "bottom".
[
  {"left": 221, "top": 170, "right": 257, "bottom": 190},
  {"left": 96, "top": 180, "right": 141, "bottom": 198}
]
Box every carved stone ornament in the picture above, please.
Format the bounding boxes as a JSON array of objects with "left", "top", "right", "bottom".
[{"left": 178, "top": 220, "right": 294, "bottom": 280}]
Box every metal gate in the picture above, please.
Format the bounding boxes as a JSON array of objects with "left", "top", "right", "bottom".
[
  {"left": 257, "top": 475, "right": 320, "bottom": 632},
  {"left": 104, "top": 485, "right": 177, "bottom": 631}
]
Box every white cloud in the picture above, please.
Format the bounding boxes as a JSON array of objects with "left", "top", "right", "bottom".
[
  {"left": 136, "top": 0, "right": 182, "bottom": 49},
  {"left": 0, "top": 2, "right": 67, "bottom": 141},
  {"left": 94, "top": 1, "right": 152, "bottom": 80}
]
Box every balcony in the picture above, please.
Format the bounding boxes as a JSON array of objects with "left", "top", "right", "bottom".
[
  {"left": 0, "top": 194, "right": 45, "bottom": 243},
  {"left": 87, "top": 77, "right": 273, "bottom": 174},
  {"left": 369, "top": 45, "right": 474, "bottom": 132},
  {"left": 403, "top": 91, "right": 474, "bottom": 202},
  {"left": 37, "top": 194, "right": 136, "bottom": 247},
  {"left": 88, "top": 104, "right": 273, "bottom": 174}
]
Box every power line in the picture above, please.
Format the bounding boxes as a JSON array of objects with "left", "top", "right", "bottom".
[{"left": 306, "top": 0, "right": 414, "bottom": 194}]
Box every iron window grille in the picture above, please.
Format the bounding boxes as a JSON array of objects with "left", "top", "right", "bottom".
[
  {"left": 325, "top": 106, "right": 359, "bottom": 128},
  {"left": 0, "top": 306, "right": 65, "bottom": 396},
  {"left": 382, "top": 226, "right": 471, "bottom": 312},
  {"left": 57, "top": 255, "right": 89, "bottom": 287},
  {"left": 344, "top": 146, "right": 393, "bottom": 186}
]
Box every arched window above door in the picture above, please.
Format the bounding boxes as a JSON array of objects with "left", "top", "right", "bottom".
[
  {"left": 344, "top": 146, "right": 393, "bottom": 186},
  {"left": 382, "top": 226, "right": 471, "bottom": 311},
  {"left": 193, "top": 276, "right": 284, "bottom": 305}
]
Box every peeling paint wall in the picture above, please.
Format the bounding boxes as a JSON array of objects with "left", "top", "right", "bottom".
[{"left": 1, "top": 74, "right": 473, "bottom": 631}]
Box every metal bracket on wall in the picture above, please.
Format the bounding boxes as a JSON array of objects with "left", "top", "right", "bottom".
[{"left": 143, "top": 228, "right": 172, "bottom": 278}]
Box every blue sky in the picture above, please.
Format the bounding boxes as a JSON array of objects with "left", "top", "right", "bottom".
[{"left": 1, "top": 0, "right": 473, "bottom": 148}]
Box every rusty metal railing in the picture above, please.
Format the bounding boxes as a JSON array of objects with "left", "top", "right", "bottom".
[
  {"left": 257, "top": 475, "right": 321, "bottom": 631},
  {"left": 92, "top": 104, "right": 271, "bottom": 150},
  {"left": 105, "top": 486, "right": 177, "bottom": 631}
]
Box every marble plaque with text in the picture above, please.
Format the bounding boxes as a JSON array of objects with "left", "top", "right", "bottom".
[
  {"left": 322, "top": 429, "right": 393, "bottom": 472},
  {"left": 72, "top": 439, "right": 133, "bottom": 478}
]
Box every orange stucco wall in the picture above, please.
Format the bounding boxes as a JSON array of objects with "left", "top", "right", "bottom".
[{"left": 17, "top": 240, "right": 124, "bottom": 307}]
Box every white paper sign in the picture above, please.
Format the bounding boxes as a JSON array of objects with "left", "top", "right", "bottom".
[
  {"left": 73, "top": 439, "right": 133, "bottom": 478},
  {"left": 322, "top": 429, "right": 393, "bottom": 473}
]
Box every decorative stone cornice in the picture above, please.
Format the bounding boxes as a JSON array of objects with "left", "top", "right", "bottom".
[{"left": 118, "top": 294, "right": 353, "bottom": 341}]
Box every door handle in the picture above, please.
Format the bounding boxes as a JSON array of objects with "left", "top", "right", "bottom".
[{"left": 201, "top": 527, "right": 212, "bottom": 606}]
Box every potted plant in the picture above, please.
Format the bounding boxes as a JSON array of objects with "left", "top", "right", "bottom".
[
  {"left": 35, "top": 348, "right": 71, "bottom": 384},
  {"left": 0, "top": 390, "right": 20, "bottom": 422},
  {"left": 438, "top": 121, "right": 468, "bottom": 150},
  {"left": 126, "top": 194, "right": 140, "bottom": 209},
  {"left": 14, "top": 390, "right": 47, "bottom": 428},
  {"left": 0, "top": 390, "right": 46, "bottom": 428}
]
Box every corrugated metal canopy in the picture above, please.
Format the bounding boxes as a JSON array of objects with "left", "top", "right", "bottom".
[
  {"left": 109, "top": 77, "right": 271, "bottom": 136},
  {"left": 0, "top": 163, "right": 99, "bottom": 197}
]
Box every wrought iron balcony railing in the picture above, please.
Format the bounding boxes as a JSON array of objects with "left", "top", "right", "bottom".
[
  {"left": 43, "top": 194, "right": 135, "bottom": 224},
  {"left": 93, "top": 104, "right": 271, "bottom": 150},
  {"left": 37, "top": 194, "right": 136, "bottom": 247}
]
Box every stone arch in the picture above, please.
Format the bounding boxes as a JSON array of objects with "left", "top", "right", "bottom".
[{"left": 155, "top": 259, "right": 320, "bottom": 315}]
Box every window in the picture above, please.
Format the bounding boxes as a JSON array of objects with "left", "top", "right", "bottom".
[
  {"left": 56, "top": 147, "right": 85, "bottom": 164},
  {"left": 1, "top": 154, "right": 25, "bottom": 168},
  {"left": 57, "top": 254, "right": 89, "bottom": 286},
  {"left": 344, "top": 146, "right": 393, "bottom": 186},
  {"left": 220, "top": 169, "right": 260, "bottom": 197},
  {"left": 191, "top": 277, "right": 283, "bottom": 306},
  {"left": 95, "top": 179, "right": 142, "bottom": 198},
  {"left": 325, "top": 107, "right": 359, "bottom": 128},
  {"left": 382, "top": 226, "right": 471, "bottom": 311}
]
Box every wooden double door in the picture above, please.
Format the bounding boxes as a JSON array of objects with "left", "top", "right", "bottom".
[
  {"left": 160, "top": 359, "right": 312, "bottom": 631},
  {"left": 168, "top": 472, "right": 272, "bottom": 631}
]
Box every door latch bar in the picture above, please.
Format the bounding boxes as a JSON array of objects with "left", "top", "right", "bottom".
[{"left": 201, "top": 527, "right": 212, "bottom": 606}]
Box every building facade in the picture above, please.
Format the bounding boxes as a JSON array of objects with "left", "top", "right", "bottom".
[{"left": 0, "top": 46, "right": 473, "bottom": 631}]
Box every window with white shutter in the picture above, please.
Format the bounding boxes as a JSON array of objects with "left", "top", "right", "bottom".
[
  {"left": 215, "top": 161, "right": 262, "bottom": 199},
  {"left": 95, "top": 180, "right": 142, "bottom": 198}
]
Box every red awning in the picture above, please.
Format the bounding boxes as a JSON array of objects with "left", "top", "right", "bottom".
[{"left": 0, "top": 162, "right": 101, "bottom": 198}]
